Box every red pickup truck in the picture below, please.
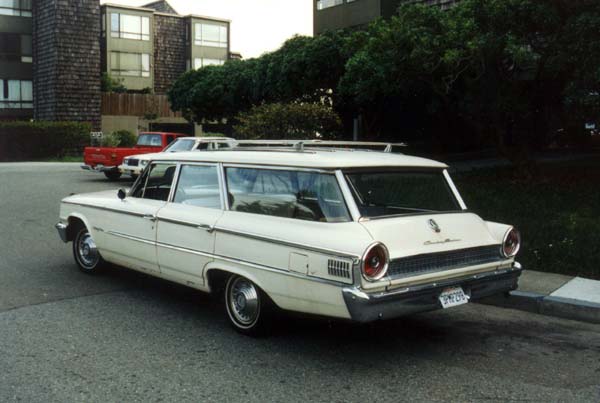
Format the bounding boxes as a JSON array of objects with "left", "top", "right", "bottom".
[{"left": 82, "top": 132, "right": 187, "bottom": 180}]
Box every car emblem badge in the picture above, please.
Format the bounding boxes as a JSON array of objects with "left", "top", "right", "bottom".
[{"left": 428, "top": 219, "right": 441, "bottom": 233}]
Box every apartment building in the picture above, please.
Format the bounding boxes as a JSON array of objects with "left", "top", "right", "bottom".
[
  {"left": 99, "top": 2, "right": 231, "bottom": 134},
  {"left": 314, "top": 0, "right": 460, "bottom": 35},
  {"left": 0, "top": 0, "right": 33, "bottom": 120},
  {"left": 0, "top": 0, "right": 232, "bottom": 134}
]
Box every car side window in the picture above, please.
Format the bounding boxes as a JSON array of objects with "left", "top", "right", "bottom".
[
  {"left": 166, "top": 135, "right": 175, "bottom": 145},
  {"left": 225, "top": 167, "right": 350, "bottom": 222},
  {"left": 131, "top": 163, "right": 177, "bottom": 201},
  {"left": 173, "top": 165, "right": 221, "bottom": 209}
]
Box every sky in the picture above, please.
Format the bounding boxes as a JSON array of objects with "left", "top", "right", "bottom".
[{"left": 100, "top": 0, "right": 313, "bottom": 58}]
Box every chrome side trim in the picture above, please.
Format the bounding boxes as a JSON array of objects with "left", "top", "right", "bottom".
[
  {"left": 214, "top": 226, "right": 360, "bottom": 261},
  {"left": 443, "top": 169, "right": 467, "bottom": 210},
  {"left": 106, "top": 231, "right": 346, "bottom": 287},
  {"left": 211, "top": 253, "right": 346, "bottom": 288},
  {"left": 217, "top": 162, "right": 228, "bottom": 210},
  {"left": 222, "top": 163, "right": 335, "bottom": 174},
  {"left": 166, "top": 163, "right": 182, "bottom": 203},
  {"left": 158, "top": 216, "right": 208, "bottom": 229},
  {"left": 358, "top": 209, "right": 468, "bottom": 222},
  {"left": 157, "top": 241, "right": 214, "bottom": 259},
  {"left": 62, "top": 202, "right": 148, "bottom": 218},
  {"left": 62, "top": 203, "right": 361, "bottom": 260},
  {"left": 106, "top": 231, "right": 155, "bottom": 246},
  {"left": 335, "top": 169, "right": 361, "bottom": 222}
]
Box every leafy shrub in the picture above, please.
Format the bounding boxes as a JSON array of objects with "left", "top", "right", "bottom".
[
  {"left": 110, "top": 130, "right": 137, "bottom": 147},
  {"left": 101, "top": 73, "right": 127, "bottom": 93},
  {"left": 455, "top": 158, "right": 600, "bottom": 280},
  {"left": 234, "top": 103, "right": 341, "bottom": 140},
  {"left": 0, "top": 121, "right": 91, "bottom": 161}
]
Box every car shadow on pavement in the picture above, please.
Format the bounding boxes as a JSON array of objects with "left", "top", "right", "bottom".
[{"left": 99, "top": 263, "right": 475, "bottom": 350}]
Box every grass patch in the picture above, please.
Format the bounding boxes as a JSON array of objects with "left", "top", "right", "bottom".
[{"left": 453, "top": 157, "right": 600, "bottom": 280}]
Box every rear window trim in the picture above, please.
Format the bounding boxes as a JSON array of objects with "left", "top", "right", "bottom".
[{"left": 343, "top": 168, "right": 464, "bottom": 220}]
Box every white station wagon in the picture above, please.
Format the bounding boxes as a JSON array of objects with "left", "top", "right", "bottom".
[{"left": 56, "top": 141, "right": 522, "bottom": 335}]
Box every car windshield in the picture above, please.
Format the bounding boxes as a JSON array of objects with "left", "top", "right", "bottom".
[
  {"left": 137, "top": 134, "right": 162, "bottom": 147},
  {"left": 164, "top": 139, "right": 196, "bottom": 152},
  {"left": 345, "top": 170, "right": 461, "bottom": 218}
]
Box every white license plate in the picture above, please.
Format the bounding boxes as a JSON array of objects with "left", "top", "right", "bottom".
[{"left": 439, "top": 286, "right": 469, "bottom": 309}]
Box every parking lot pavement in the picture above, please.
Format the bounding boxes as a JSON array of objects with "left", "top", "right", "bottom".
[{"left": 1, "top": 164, "right": 599, "bottom": 402}]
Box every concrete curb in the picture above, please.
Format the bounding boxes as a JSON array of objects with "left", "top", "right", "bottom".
[{"left": 478, "top": 291, "right": 600, "bottom": 325}]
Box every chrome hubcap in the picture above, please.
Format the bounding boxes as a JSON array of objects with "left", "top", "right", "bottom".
[
  {"left": 228, "top": 277, "right": 259, "bottom": 326},
  {"left": 77, "top": 232, "right": 98, "bottom": 268}
]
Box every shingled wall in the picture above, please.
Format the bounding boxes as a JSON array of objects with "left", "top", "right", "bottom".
[
  {"left": 153, "top": 14, "right": 186, "bottom": 95},
  {"left": 144, "top": 1, "right": 178, "bottom": 15},
  {"left": 33, "top": 0, "right": 101, "bottom": 130}
]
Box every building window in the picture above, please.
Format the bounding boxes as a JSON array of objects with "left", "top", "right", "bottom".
[
  {"left": 317, "top": 0, "right": 344, "bottom": 10},
  {"left": 110, "top": 13, "right": 150, "bottom": 41},
  {"left": 0, "top": 79, "right": 33, "bottom": 109},
  {"left": 0, "top": 33, "right": 31, "bottom": 63},
  {"left": 193, "top": 58, "right": 225, "bottom": 69},
  {"left": 110, "top": 52, "right": 151, "bottom": 77},
  {"left": 0, "top": 0, "right": 32, "bottom": 17},
  {"left": 194, "top": 23, "right": 227, "bottom": 48},
  {"left": 20, "top": 34, "right": 31, "bottom": 63}
]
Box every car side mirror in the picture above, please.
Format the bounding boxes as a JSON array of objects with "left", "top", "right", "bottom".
[{"left": 117, "top": 188, "right": 127, "bottom": 200}]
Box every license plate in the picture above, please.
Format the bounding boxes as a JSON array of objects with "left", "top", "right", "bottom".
[{"left": 439, "top": 286, "right": 469, "bottom": 309}]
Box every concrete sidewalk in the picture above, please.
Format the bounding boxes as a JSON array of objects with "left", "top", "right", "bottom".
[{"left": 479, "top": 270, "right": 600, "bottom": 324}]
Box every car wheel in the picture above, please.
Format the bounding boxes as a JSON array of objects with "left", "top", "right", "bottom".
[
  {"left": 104, "top": 171, "right": 122, "bottom": 181},
  {"left": 73, "top": 226, "right": 105, "bottom": 274},
  {"left": 225, "top": 275, "right": 271, "bottom": 336}
]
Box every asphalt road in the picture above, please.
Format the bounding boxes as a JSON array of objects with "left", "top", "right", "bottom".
[{"left": 1, "top": 163, "right": 599, "bottom": 402}]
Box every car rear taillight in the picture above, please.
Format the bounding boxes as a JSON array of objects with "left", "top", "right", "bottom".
[
  {"left": 502, "top": 227, "right": 521, "bottom": 258},
  {"left": 361, "top": 243, "right": 389, "bottom": 281}
]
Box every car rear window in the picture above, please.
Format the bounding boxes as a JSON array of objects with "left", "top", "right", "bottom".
[
  {"left": 137, "top": 134, "right": 162, "bottom": 146},
  {"left": 225, "top": 167, "right": 351, "bottom": 223},
  {"left": 345, "top": 170, "right": 460, "bottom": 218}
]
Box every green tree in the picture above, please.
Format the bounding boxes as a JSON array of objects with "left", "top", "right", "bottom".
[
  {"left": 233, "top": 103, "right": 342, "bottom": 140},
  {"left": 169, "top": 59, "right": 259, "bottom": 123},
  {"left": 168, "top": 31, "right": 353, "bottom": 123},
  {"left": 339, "top": 0, "right": 600, "bottom": 157}
]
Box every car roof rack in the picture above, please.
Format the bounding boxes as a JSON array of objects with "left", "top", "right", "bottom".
[{"left": 232, "top": 140, "right": 407, "bottom": 153}]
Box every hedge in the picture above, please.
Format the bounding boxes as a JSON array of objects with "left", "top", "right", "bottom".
[{"left": 0, "top": 121, "right": 91, "bottom": 162}]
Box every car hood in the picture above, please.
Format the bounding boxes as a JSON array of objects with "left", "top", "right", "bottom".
[
  {"left": 62, "top": 189, "right": 121, "bottom": 205},
  {"left": 359, "top": 212, "right": 499, "bottom": 259}
]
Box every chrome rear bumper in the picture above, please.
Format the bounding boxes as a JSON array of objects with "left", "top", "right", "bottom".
[
  {"left": 342, "top": 264, "right": 522, "bottom": 323},
  {"left": 81, "top": 164, "right": 118, "bottom": 172}
]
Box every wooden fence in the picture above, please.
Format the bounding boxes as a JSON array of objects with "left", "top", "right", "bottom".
[{"left": 101, "top": 93, "right": 182, "bottom": 118}]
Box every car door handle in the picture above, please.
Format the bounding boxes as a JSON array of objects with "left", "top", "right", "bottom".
[
  {"left": 197, "top": 223, "right": 215, "bottom": 233},
  {"left": 143, "top": 214, "right": 157, "bottom": 222}
]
